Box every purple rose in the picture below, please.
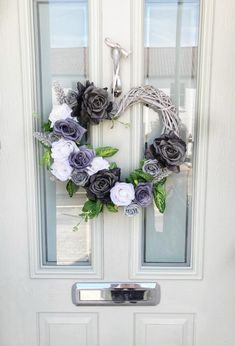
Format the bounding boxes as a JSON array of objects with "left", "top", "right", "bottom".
[
  {"left": 135, "top": 182, "right": 152, "bottom": 207},
  {"left": 87, "top": 168, "right": 121, "bottom": 203},
  {"left": 53, "top": 118, "right": 86, "bottom": 141},
  {"left": 69, "top": 146, "right": 95, "bottom": 170},
  {"left": 148, "top": 131, "right": 186, "bottom": 173}
]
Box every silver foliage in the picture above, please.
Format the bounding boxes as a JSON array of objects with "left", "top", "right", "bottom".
[
  {"left": 33, "top": 132, "right": 60, "bottom": 147},
  {"left": 53, "top": 80, "right": 66, "bottom": 105}
]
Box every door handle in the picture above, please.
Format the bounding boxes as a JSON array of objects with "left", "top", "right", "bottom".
[{"left": 72, "top": 282, "right": 160, "bottom": 306}]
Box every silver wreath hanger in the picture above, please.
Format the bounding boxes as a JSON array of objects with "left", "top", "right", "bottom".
[
  {"left": 104, "top": 38, "right": 181, "bottom": 136},
  {"left": 104, "top": 37, "right": 131, "bottom": 98}
]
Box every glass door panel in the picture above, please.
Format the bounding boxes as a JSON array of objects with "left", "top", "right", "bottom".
[
  {"left": 143, "top": 0, "right": 200, "bottom": 266},
  {"left": 35, "top": 0, "right": 90, "bottom": 266}
]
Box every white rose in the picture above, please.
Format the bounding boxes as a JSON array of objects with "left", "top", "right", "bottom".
[
  {"left": 49, "top": 103, "right": 72, "bottom": 127},
  {"left": 51, "top": 138, "right": 79, "bottom": 161},
  {"left": 51, "top": 160, "right": 73, "bottom": 181},
  {"left": 110, "top": 182, "right": 135, "bottom": 206},
  {"left": 86, "top": 157, "right": 110, "bottom": 176}
]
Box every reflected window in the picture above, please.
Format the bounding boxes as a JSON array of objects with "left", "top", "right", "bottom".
[
  {"left": 143, "top": 0, "right": 200, "bottom": 265},
  {"left": 35, "top": 0, "right": 90, "bottom": 266}
]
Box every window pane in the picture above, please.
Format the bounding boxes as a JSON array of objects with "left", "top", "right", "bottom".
[
  {"left": 144, "top": 0, "right": 199, "bottom": 265},
  {"left": 35, "top": 0, "right": 90, "bottom": 266}
]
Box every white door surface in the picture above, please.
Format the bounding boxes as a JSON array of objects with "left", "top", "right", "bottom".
[{"left": 1, "top": 0, "right": 235, "bottom": 345}]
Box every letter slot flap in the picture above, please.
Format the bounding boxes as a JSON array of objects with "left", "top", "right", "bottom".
[{"left": 72, "top": 282, "right": 160, "bottom": 306}]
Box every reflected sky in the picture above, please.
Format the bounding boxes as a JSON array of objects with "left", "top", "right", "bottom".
[{"left": 145, "top": 0, "right": 199, "bottom": 47}]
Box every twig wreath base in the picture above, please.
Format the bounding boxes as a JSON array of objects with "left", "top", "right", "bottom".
[{"left": 34, "top": 81, "right": 187, "bottom": 230}]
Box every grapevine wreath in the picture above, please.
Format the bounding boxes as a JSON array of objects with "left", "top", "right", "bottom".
[{"left": 34, "top": 80, "right": 186, "bottom": 229}]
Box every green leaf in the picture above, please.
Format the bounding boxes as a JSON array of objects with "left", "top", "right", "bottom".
[
  {"left": 158, "top": 177, "right": 167, "bottom": 185},
  {"left": 106, "top": 202, "right": 119, "bottom": 213},
  {"left": 82, "top": 199, "right": 97, "bottom": 212},
  {"left": 95, "top": 146, "right": 119, "bottom": 157},
  {"left": 153, "top": 182, "right": 166, "bottom": 213},
  {"left": 40, "top": 148, "right": 52, "bottom": 169},
  {"left": 139, "top": 159, "right": 146, "bottom": 169},
  {"left": 81, "top": 199, "right": 104, "bottom": 220},
  {"left": 109, "top": 162, "right": 118, "bottom": 169},
  {"left": 42, "top": 120, "right": 52, "bottom": 132},
  {"left": 134, "top": 169, "right": 153, "bottom": 182},
  {"left": 66, "top": 180, "right": 79, "bottom": 198}
]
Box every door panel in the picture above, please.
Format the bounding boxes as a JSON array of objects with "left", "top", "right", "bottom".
[{"left": 1, "top": 0, "right": 235, "bottom": 346}]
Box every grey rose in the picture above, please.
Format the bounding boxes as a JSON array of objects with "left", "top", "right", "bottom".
[
  {"left": 53, "top": 118, "right": 86, "bottom": 141},
  {"left": 142, "top": 159, "right": 163, "bottom": 176},
  {"left": 149, "top": 131, "right": 186, "bottom": 173},
  {"left": 124, "top": 203, "right": 140, "bottom": 217},
  {"left": 87, "top": 168, "right": 120, "bottom": 203},
  {"left": 71, "top": 169, "right": 89, "bottom": 186},
  {"left": 69, "top": 146, "right": 95, "bottom": 170},
  {"left": 65, "top": 89, "right": 78, "bottom": 109},
  {"left": 143, "top": 159, "right": 170, "bottom": 182},
  {"left": 82, "top": 85, "right": 113, "bottom": 124},
  {"left": 135, "top": 182, "right": 152, "bottom": 207}
]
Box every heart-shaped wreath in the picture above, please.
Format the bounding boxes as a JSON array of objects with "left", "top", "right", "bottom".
[{"left": 34, "top": 81, "right": 186, "bottom": 229}]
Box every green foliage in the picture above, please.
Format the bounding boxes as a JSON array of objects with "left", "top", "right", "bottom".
[
  {"left": 42, "top": 120, "right": 52, "bottom": 132},
  {"left": 66, "top": 180, "right": 79, "bottom": 198},
  {"left": 127, "top": 168, "right": 153, "bottom": 186},
  {"left": 106, "top": 202, "right": 119, "bottom": 213},
  {"left": 80, "top": 199, "right": 104, "bottom": 222},
  {"left": 153, "top": 180, "right": 166, "bottom": 213},
  {"left": 139, "top": 159, "right": 146, "bottom": 169},
  {"left": 95, "top": 146, "right": 119, "bottom": 157},
  {"left": 40, "top": 148, "right": 52, "bottom": 169},
  {"left": 109, "top": 162, "right": 118, "bottom": 169}
]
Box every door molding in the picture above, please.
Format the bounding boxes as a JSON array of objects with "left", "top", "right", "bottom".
[
  {"left": 18, "top": 0, "right": 104, "bottom": 278},
  {"left": 129, "top": 0, "right": 215, "bottom": 280}
]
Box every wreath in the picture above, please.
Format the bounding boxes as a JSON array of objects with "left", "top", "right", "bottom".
[{"left": 34, "top": 80, "right": 186, "bottom": 230}]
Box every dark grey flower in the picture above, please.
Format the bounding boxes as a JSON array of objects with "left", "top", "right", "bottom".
[
  {"left": 71, "top": 81, "right": 94, "bottom": 125},
  {"left": 71, "top": 169, "right": 89, "bottom": 186},
  {"left": 148, "top": 131, "right": 186, "bottom": 173},
  {"left": 65, "top": 89, "right": 78, "bottom": 109},
  {"left": 69, "top": 146, "right": 95, "bottom": 170},
  {"left": 135, "top": 182, "right": 152, "bottom": 207},
  {"left": 53, "top": 118, "right": 86, "bottom": 141},
  {"left": 87, "top": 168, "right": 121, "bottom": 203},
  {"left": 82, "top": 85, "right": 113, "bottom": 124},
  {"left": 124, "top": 203, "right": 140, "bottom": 217}
]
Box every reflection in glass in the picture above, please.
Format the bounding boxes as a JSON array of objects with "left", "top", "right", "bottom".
[
  {"left": 144, "top": 0, "right": 200, "bottom": 265},
  {"left": 35, "top": 1, "right": 90, "bottom": 266}
]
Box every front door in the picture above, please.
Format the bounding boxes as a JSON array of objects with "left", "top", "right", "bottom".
[{"left": 1, "top": 0, "right": 235, "bottom": 345}]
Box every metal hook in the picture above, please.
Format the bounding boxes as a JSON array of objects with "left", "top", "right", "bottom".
[{"left": 104, "top": 38, "right": 131, "bottom": 98}]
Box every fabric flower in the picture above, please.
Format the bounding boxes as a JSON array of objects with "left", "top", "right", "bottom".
[
  {"left": 65, "top": 89, "right": 78, "bottom": 109},
  {"left": 124, "top": 203, "right": 140, "bottom": 217},
  {"left": 69, "top": 146, "right": 95, "bottom": 170},
  {"left": 71, "top": 81, "right": 94, "bottom": 125},
  {"left": 148, "top": 131, "right": 186, "bottom": 173},
  {"left": 53, "top": 118, "right": 86, "bottom": 141},
  {"left": 71, "top": 169, "right": 89, "bottom": 186},
  {"left": 135, "top": 182, "right": 152, "bottom": 207},
  {"left": 51, "top": 160, "right": 73, "bottom": 181},
  {"left": 51, "top": 138, "right": 79, "bottom": 161},
  {"left": 81, "top": 85, "right": 114, "bottom": 124},
  {"left": 49, "top": 103, "right": 72, "bottom": 127},
  {"left": 142, "top": 159, "right": 170, "bottom": 181},
  {"left": 87, "top": 168, "right": 120, "bottom": 203},
  {"left": 86, "top": 157, "right": 110, "bottom": 176},
  {"left": 110, "top": 182, "right": 135, "bottom": 206},
  {"left": 142, "top": 159, "right": 162, "bottom": 176}
]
